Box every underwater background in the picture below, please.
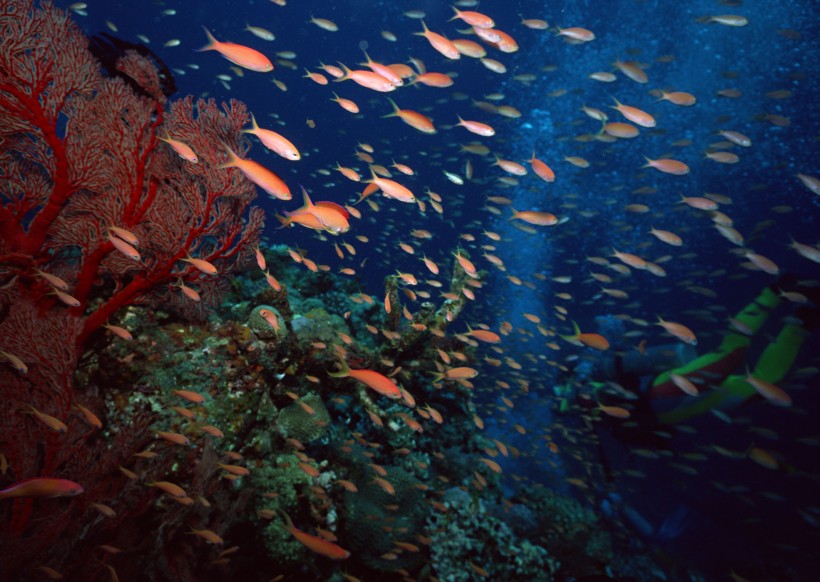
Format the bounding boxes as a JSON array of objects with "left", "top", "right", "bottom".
[{"left": 1, "top": 0, "right": 819, "bottom": 580}]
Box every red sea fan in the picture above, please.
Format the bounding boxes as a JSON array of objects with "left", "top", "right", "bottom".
[{"left": 0, "top": 1, "right": 265, "bottom": 578}]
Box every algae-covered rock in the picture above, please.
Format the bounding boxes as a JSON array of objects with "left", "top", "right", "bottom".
[
  {"left": 291, "top": 308, "right": 347, "bottom": 344},
  {"left": 248, "top": 305, "right": 286, "bottom": 341},
  {"left": 252, "top": 454, "right": 315, "bottom": 563},
  {"left": 528, "top": 486, "right": 612, "bottom": 575},
  {"left": 276, "top": 392, "right": 331, "bottom": 442},
  {"left": 343, "top": 465, "right": 427, "bottom": 572},
  {"left": 429, "top": 488, "right": 557, "bottom": 582}
]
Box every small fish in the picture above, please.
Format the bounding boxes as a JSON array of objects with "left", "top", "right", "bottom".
[
  {"left": 180, "top": 255, "right": 218, "bottom": 275},
  {"left": 0, "top": 349, "right": 28, "bottom": 374},
  {"left": 148, "top": 481, "right": 187, "bottom": 498},
  {"left": 245, "top": 25, "right": 275, "bottom": 41},
  {"left": 415, "top": 21, "right": 460, "bottom": 60},
  {"left": 219, "top": 144, "right": 291, "bottom": 200},
  {"left": 329, "top": 360, "right": 402, "bottom": 399},
  {"left": 107, "top": 233, "right": 141, "bottom": 261},
  {"left": 189, "top": 528, "right": 224, "bottom": 544},
  {"left": 24, "top": 406, "right": 67, "bottom": 433},
  {"left": 656, "top": 317, "right": 697, "bottom": 345},
  {"left": 309, "top": 15, "right": 338, "bottom": 32},
  {"left": 198, "top": 28, "right": 273, "bottom": 72},
  {"left": 242, "top": 113, "right": 300, "bottom": 160},
  {"left": 158, "top": 134, "right": 198, "bottom": 163},
  {"left": 282, "top": 512, "right": 350, "bottom": 558},
  {"left": 0, "top": 478, "right": 83, "bottom": 500},
  {"left": 561, "top": 321, "right": 610, "bottom": 351}
]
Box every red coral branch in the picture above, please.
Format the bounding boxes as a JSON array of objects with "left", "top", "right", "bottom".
[{"left": 0, "top": 2, "right": 265, "bottom": 577}]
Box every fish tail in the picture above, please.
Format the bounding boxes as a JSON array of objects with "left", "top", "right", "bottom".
[
  {"left": 242, "top": 113, "right": 259, "bottom": 134},
  {"left": 279, "top": 510, "right": 295, "bottom": 530},
  {"left": 198, "top": 27, "right": 218, "bottom": 52},
  {"left": 217, "top": 142, "right": 239, "bottom": 169},
  {"left": 382, "top": 97, "right": 400, "bottom": 118},
  {"left": 428, "top": 371, "right": 444, "bottom": 383},
  {"left": 334, "top": 63, "right": 352, "bottom": 82},
  {"left": 415, "top": 21, "right": 428, "bottom": 35},
  {"left": 327, "top": 359, "right": 350, "bottom": 378}
]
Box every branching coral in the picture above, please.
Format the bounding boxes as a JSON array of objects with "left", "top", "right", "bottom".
[{"left": 429, "top": 488, "right": 557, "bottom": 582}]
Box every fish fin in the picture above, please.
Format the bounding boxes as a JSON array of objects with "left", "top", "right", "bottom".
[
  {"left": 198, "top": 27, "right": 218, "bottom": 52},
  {"left": 327, "top": 359, "right": 350, "bottom": 378},
  {"left": 217, "top": 142, "right": 239, "bottom": 169}
]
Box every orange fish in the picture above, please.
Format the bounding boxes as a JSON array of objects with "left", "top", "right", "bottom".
[
  {"left": 656, "top": 317, "right": 697, "bottom": 345},
  {"left": 75, "top": 403, "right": 103, "bottom": 429},
  {"left": 561, "top": 321, "right": 610, "bottom": 351},
  {"left": 745, "top": 371, "right": 792, "bottom": 407},
  {"left": 529, "top": 151, "right": 555, "bottom": 182},
  {"left": 450, "top": 7, "right": 495, "bottom": 28},
  {"left": 431, "top": 366, "right": 479, "bottom": 382},
  {"left": 285, "top": 187, "right": 350, "bottom": 234},
  {"left": 599, "top": 404, "right": 630, "bottom": 419},
  {"left": 0, "top": 478, "right": 83, "bottom": 500},
  {"left": 415, "top": 21, "right": 460, "bottom": 59},
  {"left": 509, "top": 209, "right": 558, "bottom": 226},
  {"left": 282, "top": 513, "right": 351, "bottom": 559},
  {"left": 336, "top": 64, "right": 395, "bottom": 92},
  {"left": 331, "top": 93, "right": 360, "bottom": 113},
  {"left": 189, "top": 528, "right": 224, "bottom": 545},
  {"left": 103, "top": 323, "right": 133, "bottom": 341},
  {"left": 329, "top": 360, "right": 402, "bottom": 399},
  {"left": 158, "top": 134, "right": 198, "bottom": 163},
  {"left": 643, "top": 156, "right": 690, "bottom": 175},
  {"left": 456, "top": 116, "right": 495, "bottom": 136},
  {"left": 384, "top": 98, "right": 436, "bottom": 134},
  {"left": 360, "top": 51, "right": 403, "bottom": 86},
  {"left": 219, "top": 144, "right": 291, "bottom": 200},
  {"left": 611, "top": 98, "right": 656, "bottom": 127},
  {"left": 107, "top": 233, "right": 140, "bottom": 261},
  {"left": 242, "top": 113, "right": 300, "bottom": 160},
  {"left": 412, "top": 72, "right": 454, "bottom": 88},
  {"left": 199, "top": 28, "right": 273, "bottom": 72},
  {"left": 24, "top": 405, "right": 67, "bottom": 433},
  {"left": 368, "top": 170, "right": 416, "bottom": 204},
  {"left": 180, "top": 254, "right": 217, "bottom": 275}
]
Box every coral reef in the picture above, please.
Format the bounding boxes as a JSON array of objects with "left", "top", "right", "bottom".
[
  {"left": 429, "top": 488, "right": 558, "bottom": 581},
  {"left": 525, "top": 485, "right": 613, "bottom": 578},
  {"left": 0, "top": 2, "right": 262, "bottom": 578},
  {"left": 277, "top": 393, "right": 331, "bottom": 443},
  {"left": 248, "top": 305, "right": 287, "bottom": 342},
  {"left": 343, "top": 465, "right": 428, "bottom": 572}
]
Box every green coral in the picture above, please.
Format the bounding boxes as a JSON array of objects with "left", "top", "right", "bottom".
[
  {"left": 291, "top": 308, "right": 348, "bottom": 344},
  {"left": 252, "top": 454, "right": 316, "bottom": 563},
  {"left": 429, "top": 489, "right": 557, "bottom": 582},
  {"left": 527, "top": 486, "right": 613, "bottom": 576},
  {"left": 276, "top": 392, "right": 331, "bottom": 442},
  {"left": 248, "top": 304, "right": 286, "bottom": 341},
  {"left": 343, "top": 465, "right": 427, "bottom": 572}
]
